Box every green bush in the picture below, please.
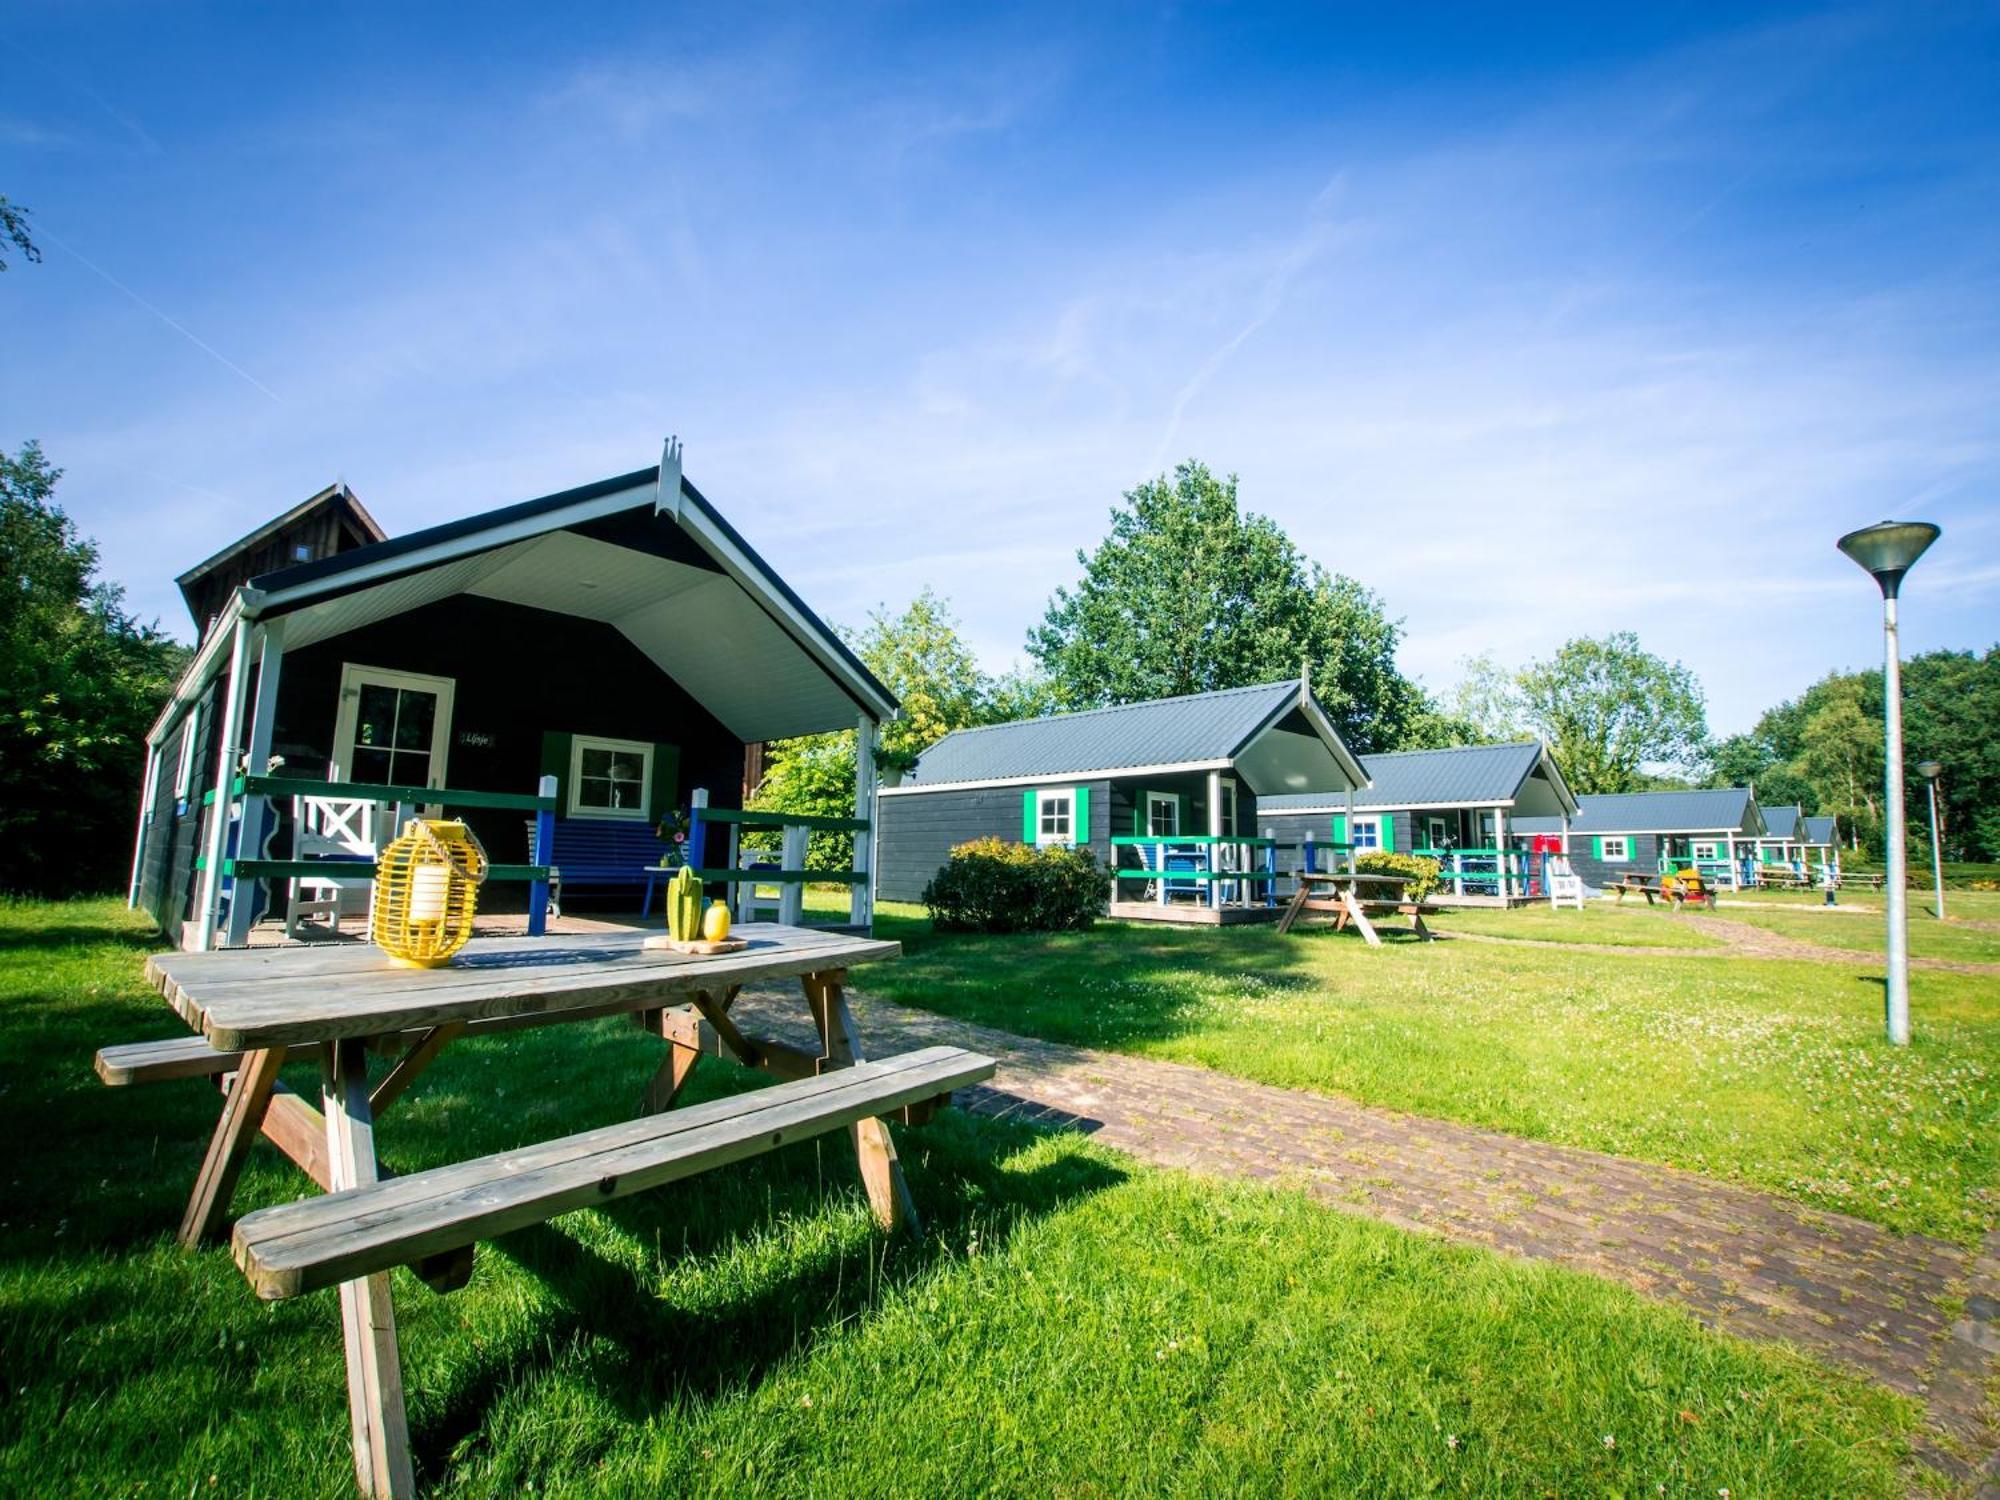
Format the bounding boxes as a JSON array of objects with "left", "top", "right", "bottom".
[
  {"left": 1355, "top": 851, "right": 1442, "bottom": 902},
  {"left": 923, "top": 837, "right": 1107, "bottom": 933}
]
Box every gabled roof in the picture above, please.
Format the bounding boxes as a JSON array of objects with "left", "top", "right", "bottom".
[
  {"left": 148, "top": 449, "right": 897, "bottom": 744},
  {"left": 1759, "top": 804, "right": 1802, "bottom": 839},
  {"left": 175, "top": 482, "right": 384, "bottom": 611},
  {"left": 896, "top": 680, "right": 1367, "bottom": 793},
  {"left": 1259, "top": 741, "right": 1578, "bottom": 817},
  {"left": 1513, "top": 787, "right": 1764, "bottom": 837},
  {"left": 1802, "top": 814, "right": 1837, "bottom": 846}
]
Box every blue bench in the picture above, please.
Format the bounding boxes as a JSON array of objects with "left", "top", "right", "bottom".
[{"left": 530, "top": 818, "right": 673, "bottom": 914}]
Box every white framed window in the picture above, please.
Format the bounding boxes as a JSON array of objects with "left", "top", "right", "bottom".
[
  {"left": 172, "top": 704, "right": 203, "bottom": 802},
  {"left": 1691, "top": 840, "right": 1721, "bottom": 861},
  {"left": 1036, "top": 788, "right": 1074, "bottom": 846},
  {"left": 1145, "top": 792, "right": 1179, "bottom": 837},
  {"left": 1599, "top": 836, "right": 1631, "bottom": 862},
  {"left": 569, "top": 735, "right": 654, "bottom": 820},
  {"left": 1350, "top": 815, "right": 1382, "bottom": 850}
]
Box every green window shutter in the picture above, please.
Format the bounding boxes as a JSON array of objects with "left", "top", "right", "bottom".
[
  {"left": 1023, "top": 789, "right": 1038, "bottom": 844},
  {"left": 1332, "top": 815, "right": 1346, "bottom": 844},
  {"left": 1590, "top": 836, "right": 1602, "bottom": 860},
  {"left": 1134, "top": 799, "right": 1144, "bottom": 836},
  {"left": 539, "top": 732, "right": 573, "bottom": 814},
  {"left": 647, "top": 743, "right": 681, "bottom": 823},
  {"left": 1378, "top": 815, "right": 1395, "bottom": 853},
  {"left": 1073, "top": 786, "right": 1091, "bottom": 845}
]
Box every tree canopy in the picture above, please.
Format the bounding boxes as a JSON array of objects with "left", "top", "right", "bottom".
[
  {"left": 1709, "top": 648, "right": 1999, "bottom": 860},
  {"left": 0, "top": 194, "right": 40, "bottom": 271},
  {"left": 1026, "top": 461, "right": 1426, "bottom": 753},
  {"left": 750, "top": 589, "right": 1036, "bottom": 865},
  {"left": 1, "top": 442, "right": 188, "bottom": 894},
  {"left": 1439, "top": 634, "right": 1709, "bottom": 794}
]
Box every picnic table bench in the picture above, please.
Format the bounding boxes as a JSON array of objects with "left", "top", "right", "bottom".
[
  {"left": 1277, "top": 870, "right": 1439, "bottom": 944},
  {"left": 1608, "top": 873, "right": 1718, "bottom": 910},
  {"left": 98, "top": 925, "right": 994, "bottom": 1499}
]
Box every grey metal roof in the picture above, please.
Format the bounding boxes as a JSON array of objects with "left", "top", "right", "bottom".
[
  {"left": 903, "top": 681, "right": 1304, "bottom": 786},
  {"left": 1261, "top": 741, "right": 1552, "bottom": 813},
  {"left": 1760, "top": 804, "right": 1802, "bottom": 839},
  {"left": 1802, "top": 814, "right": 1837, "bottom": 845},
  {"left": 1510, "top": 787, "right": 1763, "bottom": 837}
]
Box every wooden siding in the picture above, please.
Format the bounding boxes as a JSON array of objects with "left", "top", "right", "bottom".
[
  {"left": 875, "top": 778, "right": 1112, "bottom": 904},
  {"left": 182, "top": 502, "right": 379, "bottom": 634}
]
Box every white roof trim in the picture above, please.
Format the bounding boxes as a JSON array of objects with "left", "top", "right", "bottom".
[
  {"left": 252, "top": 481, "right": 654, "bottom": 614},
  {"left": 1265, "top": 797, "right": 1522, "bottom": 816},
  {"left": 146, "top": 591, "right": 247, "bottom": 744},
  {"left": 880, "top": 759, "right": 1236, "bottom": 796},
  {"left": 1287, "top": 685, "right": 1371, "bottom": 790}
]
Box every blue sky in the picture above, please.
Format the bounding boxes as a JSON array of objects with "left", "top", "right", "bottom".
[{"left": 4, "top": 2, "right": 1996, "bottom": 734}]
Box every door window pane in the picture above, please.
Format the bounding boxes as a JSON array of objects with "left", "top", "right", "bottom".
[
  {"left": 355, "top": 684, "right": 398, "bottom": 749},
  {"left": 351, "top": 746, "right": 394, "bottom": 784},
  {"left": 392, "top": 691, "right": 435, "bottom": 750}
]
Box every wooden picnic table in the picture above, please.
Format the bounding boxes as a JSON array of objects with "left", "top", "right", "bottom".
[
  {"left": 1276, "top": 870, "right": 1437, "bottom": 943},
  {"left": 124, "top": 924, "right": 991, "bottom": 1497}
]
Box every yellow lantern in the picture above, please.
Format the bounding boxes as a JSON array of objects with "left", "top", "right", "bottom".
[{"left": 372, "top": 818, "right": 488, "bottom": 967}]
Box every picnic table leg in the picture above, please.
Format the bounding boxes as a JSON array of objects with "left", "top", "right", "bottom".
[
  {"left": 1342, "top": 892, "right": 1383, "bottom": 947},
  {"left": 1276, "top": 882, "right": 1309, "bottom": 934},
  {"left": 804, "top": 970, "right": 918, "bottom": 1234},
  {"left": 322, "top": 1038, "right": 415, "bottom": 1500},
  {"left": 178, "top": 1045, "right": 285, "bottom": 1247}
]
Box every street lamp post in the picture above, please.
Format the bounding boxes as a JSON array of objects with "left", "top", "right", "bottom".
[
  {"left": 1837, "top": 519, "right": 1940, "bottom": 1046},
  {"left": 1917, "top": 760, "right": 1945, "bottom": 921}
]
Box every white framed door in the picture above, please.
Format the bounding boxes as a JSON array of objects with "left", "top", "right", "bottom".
[
  {"left": 1144, "top": 792, "right": 1179, "bottom": 838},
  {"left": 332, "top": 664, "right": 456, "bottom": 791}
]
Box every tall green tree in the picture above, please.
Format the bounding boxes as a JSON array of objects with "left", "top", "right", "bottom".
[
  {"left": 1513, "top": 632, "right": 1709, "bottom": 793},
  {"left": 751, "top": 590, "right": 1030, "bottom": 867},
  {"left": 1027, "top": 461, "right": 1425, "bottom": 752},
  {"left": 1, "top": 442, "right": 188, "bottom": 894}
]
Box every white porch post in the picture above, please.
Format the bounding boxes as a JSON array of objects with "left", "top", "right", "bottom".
[
  {"left": 1207, "top": 768, "right": 1224, "bottom": 909},
  {"left": 1344, "top": 785, "right": 1357, "bottom": 874},
  {"left": 1724, "top": 832, "right": 1737, "bottom": 890},
  {"left": 192, "top": 616, "right": 255, "bottom": 952},
  {"left": 852, "top": 715, "right": 877, "bottom": 928},
  {"left": 223, "top": 620, "right": 287, "bottom": 947},
  {"left": 127, "top": 738, "right": 165, "bottom": 907},
  {"left": 1492, "top": 804, "right": 1509, "bottom": 899}
]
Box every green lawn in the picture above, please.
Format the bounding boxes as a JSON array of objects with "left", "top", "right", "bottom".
[
  {"left": 0, "top": 899, "right": 1926, "bottom": 1496},
  {"left": 854, "top": 900, "right": 2000, "bottom": 1243},
  {"left": 1712, "top": 903, "right": 2000, "bottom": 964},
  {"left": 1426, "top": 902, "right": 1725, "bottom": 948}
]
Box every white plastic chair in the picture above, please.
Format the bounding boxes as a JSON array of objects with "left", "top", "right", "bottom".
[
  {"left": 1547, "top": 855, "right": 1585, "bottom": 910},
  {"left": 286, "top": 795, "right": 388, "bottom": 938}
]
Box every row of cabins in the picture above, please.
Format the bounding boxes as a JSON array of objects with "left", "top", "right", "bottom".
[
  {"left": 876, "top": 687, "right": 1842, "bottom": 916},
  {"left": 129, "top": 455, "right": 1845, "bottom": 948}
]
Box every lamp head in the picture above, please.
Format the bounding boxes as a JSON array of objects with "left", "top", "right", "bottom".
[
  {"left": 1837, "top": 520, "right": 1940, "bottom": 598},
  {"left": 1917, "top": 760, "right": 1942, "bottom": 781}
]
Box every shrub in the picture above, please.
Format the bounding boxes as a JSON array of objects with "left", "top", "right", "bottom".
[
  {"left": 923, "top": 837, "right": 1107, "bottom": 933},
  {"left": 1355, "top": 851, "right": 1442, "bottom": 902}
]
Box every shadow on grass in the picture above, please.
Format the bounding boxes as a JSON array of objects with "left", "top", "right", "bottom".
[{"left": 409, "top": 1109, "right": 1125, "bottom": 1480}]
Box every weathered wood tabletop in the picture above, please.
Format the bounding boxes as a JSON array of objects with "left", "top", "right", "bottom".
[{"left": 148, "top": 924, "right": 898, "bottom": 1051}]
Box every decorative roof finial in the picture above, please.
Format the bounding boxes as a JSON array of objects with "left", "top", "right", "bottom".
[{"left": 656, "top": 435, "right": 684, "bottom": 517}]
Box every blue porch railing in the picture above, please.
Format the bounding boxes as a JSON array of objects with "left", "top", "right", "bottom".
[{"left": 1110, "top": 835, "right": 1281, "bottom": 909}]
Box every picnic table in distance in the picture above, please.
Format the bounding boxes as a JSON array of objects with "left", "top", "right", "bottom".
[
  {"left": 1277, "top": 870, "right": 1438, "bottom": 944},
  {"left": 99, "top": 924, "right": 996, "bottom": 1499}
]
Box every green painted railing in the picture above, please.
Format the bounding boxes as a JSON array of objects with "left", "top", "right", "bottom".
[{"left": 1109, "top": 835, "right": 1277, "bottom": 847}]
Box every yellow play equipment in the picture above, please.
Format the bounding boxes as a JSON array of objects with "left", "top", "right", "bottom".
[{"left": 372, "top": 818, "right": 489, "bottom": 967}]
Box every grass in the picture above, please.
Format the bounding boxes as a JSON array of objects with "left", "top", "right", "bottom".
[
  {"left": 1425, "top": 902, "right": 1725, "bottom": 948},
  {"left": 847, "top": 899, "right": 2000, "bottom": 1242},
  {"left": 0, "top": 898, "right": 1931, "bottom": 1496}
]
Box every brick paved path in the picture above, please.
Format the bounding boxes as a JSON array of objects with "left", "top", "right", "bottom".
[{"left": 733, "top": 984, "right": 2000, "bottom": 1489}]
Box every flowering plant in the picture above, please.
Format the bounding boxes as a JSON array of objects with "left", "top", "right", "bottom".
[{"left": 656, "top": 807, "right": 693, "bottom": 864}]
